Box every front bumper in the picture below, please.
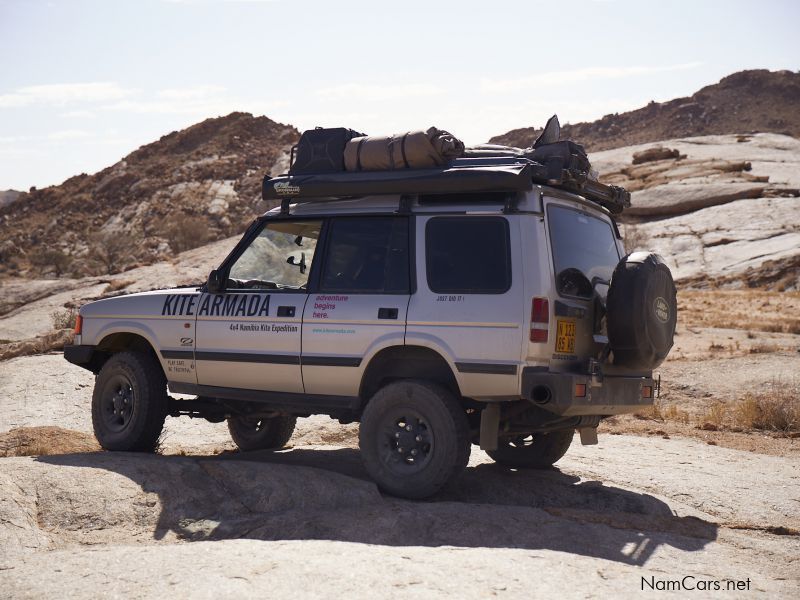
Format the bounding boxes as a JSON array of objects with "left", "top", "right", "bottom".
[
  {"left": 64, "top": 344, "right": 96, "bottom": 371},
  {"left": 522, "top": 367, "right": 654, "bottom": 416}
]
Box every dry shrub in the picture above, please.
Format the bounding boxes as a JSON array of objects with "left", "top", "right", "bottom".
[
  {"left": 734, "top": 391, "right": 799, "bottom": 432},
  {"left": 89, "top": 231, "right": 137, "bottom": 274},
  {"left": 699, "top": 387, "right": 799, "bottom": 433},
  {"left": 29, "top": 248, "right": 72, "bottom": 277},
  {"left": 51, "top": 307, "right": 78, "bottom": 330},
  {"left": 702, "top": 402, "right": 727, "bottom": 429},
  {"left": 105, "top": 279, "right": 135, "bottom": 293},
  {"left": 161, "top": 215, "right": 210, "bottom": 254},
  {"left": 634, "top": 399, "right": 690, "bottom": 423},
  {"left": 749, "top": 342, "right": 780, "bottom": 354}
]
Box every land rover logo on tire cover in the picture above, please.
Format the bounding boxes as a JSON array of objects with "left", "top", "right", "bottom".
[{"left": 654, "top": 297, "right": 670, "bottom": 323}]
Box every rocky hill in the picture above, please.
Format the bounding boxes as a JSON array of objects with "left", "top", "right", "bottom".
[
  {"left": 490, "top": 70, "right": 800, "bottom": 151},
  {"left": 591, "top": 133, "right": 800, "bottom": 291},
  {"left": 0, "top": 190, "right": 22, "bottom": 209},
  {"left": 0, "top": 113, "right": 299, "bottom": 278}
]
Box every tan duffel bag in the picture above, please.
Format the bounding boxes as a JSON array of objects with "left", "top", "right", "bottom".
[{"left": 344, "top": 127, "right": 464, "bottom": 171}]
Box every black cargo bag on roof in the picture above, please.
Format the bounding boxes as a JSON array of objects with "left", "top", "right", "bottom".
[
  {"left": 290, "top": 127, "right": 366, "bottom": 175},
  {"left": 525, "top": 140, "right": 591, "bottom": 175}
]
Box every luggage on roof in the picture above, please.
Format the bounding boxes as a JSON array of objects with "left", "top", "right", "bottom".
[
  {"left": 344, "top": 127, "right": 465, "bottom": 171},
  {"left": 272, "top": 115, "right": 631, "bottom": 214},
  {"left": 290, "top": 127, "right": 365, "bottom": 175}
]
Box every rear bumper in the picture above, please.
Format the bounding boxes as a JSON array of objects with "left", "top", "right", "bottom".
[
  {"left": 522, "top": 367, "right": 654, "bottom": 416},
  {"left": 64, "top": 344, "right": 96, "bottom": 371}
]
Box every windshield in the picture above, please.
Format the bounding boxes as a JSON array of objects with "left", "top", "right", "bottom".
[
  {"left": 228, "top": 220, "right": 321, "bottom": 290},
  {"left": 547, "top": 204, "right": 620, "bottom": 299}
]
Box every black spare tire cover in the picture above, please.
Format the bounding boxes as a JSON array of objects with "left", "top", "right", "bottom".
[{"left": 606, "top": 252, "right": 677, "bottom": 371}]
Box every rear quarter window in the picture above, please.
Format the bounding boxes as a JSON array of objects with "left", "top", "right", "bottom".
[
  {"left": 426, "top": 217, "right": 511, "bottom": 294},
  {"left": 547, "top": 204, "right": 620, "bottom": 298}
]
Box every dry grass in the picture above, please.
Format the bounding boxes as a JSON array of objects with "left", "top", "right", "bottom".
[
  {"left": 637, "top": 384, "right": 799, "bottom": 435},
  {"left": 678, "top": 290, "right": 800, "bottom": 334},
  {"left": 0, "top": 426, "right": 100, "bottom": 457},
  {"left": 635, "top": 399, "right": 691, "bottom": 424},
  {"left": 701, "top": 388, "right": 799, "bottom": 433}
]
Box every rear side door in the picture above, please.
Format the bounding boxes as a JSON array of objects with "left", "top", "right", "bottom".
[
  {"left": 543, "top": 200, "right": 621, "bottom": 372},
  {"left": 301, "top": 216, "right": 411, "bottom": 397},
  {"left": 406, "top": 215, "right": 524, "bottom": 399},
  {"left": 194, "top": 219, "right": 322, "bottom": 393}
]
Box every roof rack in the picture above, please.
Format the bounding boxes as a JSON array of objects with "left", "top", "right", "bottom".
[{"left": 263, "top": 156, "right": 631, "bottom": 215}]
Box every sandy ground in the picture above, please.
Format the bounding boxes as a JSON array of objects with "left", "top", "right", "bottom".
[{"left": 1, "top": 352, "right": 799, "bottom": 598}]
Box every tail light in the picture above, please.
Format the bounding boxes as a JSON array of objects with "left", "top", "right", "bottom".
[
  {"left": 530, "top": 297, "right": 549, "bottom": 342},
  {"left": 74, "top": 314, "right": 83, "bottom": 335}
]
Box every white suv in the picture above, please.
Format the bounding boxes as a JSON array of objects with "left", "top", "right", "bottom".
[{"left": 66, "top": 142, "right": 677, "bottom": 499}]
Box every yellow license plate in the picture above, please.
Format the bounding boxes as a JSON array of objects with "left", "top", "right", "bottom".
[{"left": 556, "top": 319, "right": 576, "bottom": 354}]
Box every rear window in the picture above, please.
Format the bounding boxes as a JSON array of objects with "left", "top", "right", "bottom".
[
  {"left": 426, "top": 217, "right": 511, "bottom": 294},
  {"left": 547, "top": 205, "right": 620, "bottom": 298}
]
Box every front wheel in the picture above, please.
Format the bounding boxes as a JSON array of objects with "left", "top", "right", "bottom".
[
  {"left": 91, "top": 351, "right": 168, "bottom": 452},
  {"left": 487, "top": 429, "right": 574, "bottom": 469},
  {"left": 359, "top": 380, "right": 471, "bottom": 499},
  {"left": 227, "top": 415, "right": 297, "bottom": 451}
]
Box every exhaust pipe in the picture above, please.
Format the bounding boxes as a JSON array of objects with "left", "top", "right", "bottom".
[{"left": 530, "top": 385, "right": 552, "bottom": 405}]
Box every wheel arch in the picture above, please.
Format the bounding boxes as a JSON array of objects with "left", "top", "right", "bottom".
[
  {"left": 358, "top": 345, "right": 461, "bottom": 406},
  {"left": 92, "top": 331, "right": 163, "bottom": 374}
]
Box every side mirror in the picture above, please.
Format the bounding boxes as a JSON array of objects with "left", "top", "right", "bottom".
[{"left": 207, "top": 269, "right": 224, "bottom": 294}]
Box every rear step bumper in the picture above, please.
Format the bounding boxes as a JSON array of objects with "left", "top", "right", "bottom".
[{"left": 521, "top": 367, "right": 654, "bottom": 416}]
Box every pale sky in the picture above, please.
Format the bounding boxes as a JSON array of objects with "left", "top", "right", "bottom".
[{"left": 1, "top": 0, "right": 798, "bottom": 190}]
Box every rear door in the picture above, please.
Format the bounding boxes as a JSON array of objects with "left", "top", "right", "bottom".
[
  {"left": 301, "top": 216, "right": 411, "bottom": 397},
  {"left": 406, "top": 215, "right": 524, "bottom": 399},
  {"left": 544, "top": 199, "right": 621, "bottom": 371},
  {"left": 194, "top": 219, "right": 322, "bottom": 393}
]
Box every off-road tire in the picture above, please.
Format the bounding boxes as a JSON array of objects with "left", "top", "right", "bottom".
[
  {"left": 91, "top": 351, "right": 168, "bottom": 452},
  {"left": 227, "top": 415, "right": 297, "bottom": 451},
  {"left": 487, "top": 429, "right": 574, "bottom": 469},
  {"left": 359, "top": 380, "right": 471, "bottom": 499}
]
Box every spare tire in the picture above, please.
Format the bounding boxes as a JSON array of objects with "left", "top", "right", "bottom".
[{"left": 606, "top": 252, "right": 677, "bottom": 371}]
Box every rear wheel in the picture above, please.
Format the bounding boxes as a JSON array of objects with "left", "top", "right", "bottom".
[
  {"left": 487, "top": 429, "right": 574, "bottom": 469},
  {"left": 91, "top": 351, "right": 168, "bottom": 452},
  {"left": 359, "top": 380, "right": 470, "bottom": 499},
  {"left": 227, "top": 415, "right": 296, "bottom": 451}
]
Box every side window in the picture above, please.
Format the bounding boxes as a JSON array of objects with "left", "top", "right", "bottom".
[
  {"left": 320, "top": 217, "right": 410, "bottom": 294},
  {"left": 426, "top": 217, "right": 511, "bottom": 294},
  {"left": 228, "top": 220, "right": 321, "bottom": 290}
]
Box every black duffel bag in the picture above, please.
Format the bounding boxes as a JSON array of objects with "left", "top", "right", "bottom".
[
  {"left": 525, "top": 140, "right": 591, "bottom": 175},
  {"left": 290, "top": 127, "right": 366, "bottom": 175}
]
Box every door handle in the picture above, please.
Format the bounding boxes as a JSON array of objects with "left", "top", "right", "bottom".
[
  {"left": 277, "top": 306, "right": 296, "bottom": 317},
  {"left": 378, "top": 307, "right": 398, "bottom": 320}
]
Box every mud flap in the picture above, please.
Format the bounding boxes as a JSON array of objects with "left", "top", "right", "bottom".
[
  {"left": 578, "top": 427, "right": 598, "bottom": 445},
  {"left": 480, "top": 403, "right": 501, "bottom": 451}
]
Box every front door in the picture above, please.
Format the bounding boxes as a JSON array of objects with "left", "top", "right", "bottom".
[
  {"left": 302, "top": 216, "right": 411, "bottom": 397},
  {"left": 195, "top": 219, "right": 322, "bottom": 393}
]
